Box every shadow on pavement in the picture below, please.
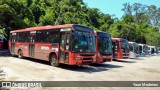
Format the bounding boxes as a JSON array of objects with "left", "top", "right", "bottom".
[
  {"left": 135, "top": 58, "right": 144, "bottom": 60},
  {"left": 0, "top": 49, "right": 123, "bottom": 73},
  {"left": 113, "top": 59, "right": 136, "bottom": 63},
  {"left": 89, "top": 63, "right": 123, "bottom": 68},
  {"left": 22, "top": 57, "right": 124, "bottom": 73},
  {"left": 22, "top": 57, "right": 116, "bottom": 73},
  {"left": 0, "top": 49, "right": 11, "bottom": 57},
  {"left": 59, "top": 64, "right": 107, "bottom": 73},
  {"left": 59, "top": 63, "right": 123, "bottom": 73},
  {"left": 24, "top": 57, "right": 50, "bottom": 65}
]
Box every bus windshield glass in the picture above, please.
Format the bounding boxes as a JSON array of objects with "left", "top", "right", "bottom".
[
  {"left": 134, "top": 43, "right": 139, "bottom": 53},
  {"left": 72, "top": 30, "right": 96, "bottom": 53},
  {"left": 98, "top": 36, "right": 112, "bottom": 54},
  {"left": 0, "top": 38, "right": 2, "bottom": 42},
  {"left": 139, "top": 45, "right": 143, "bottom": 52},
  {"left": 129, "top": 43, "right": 133, "bottom": 51},
  {"left": 133, "top": 43, "right": 138, "bottom": 53},
  {"left": 121, "top": 39, "right": 129, "bottom": 52},
  {"left": 144, "top": 45, "right": 148, "bottom": 53}
]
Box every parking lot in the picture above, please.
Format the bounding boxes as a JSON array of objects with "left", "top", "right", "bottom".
[{"left": 0, "top": 49, "right": 160, "bottom": 90}]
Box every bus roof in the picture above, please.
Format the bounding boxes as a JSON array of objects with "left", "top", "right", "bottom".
[
  {"left": 10, "top": 24, "right": 75, "bottom": 33},
  {"left": 112, "top": 38, "right": 127, "bottom": 41},
  {"left": 112, "top": 38, "right": 121, "bottom": 41},
  {"left": 129, "top": 41, "right": 137, "bottom": 44},
  {"left": 148, "top": 46, "right": 155, "bottom": 48},
  {"left": 96, "top": 31, "right": 111, "bottom": 36},
  {"left": 138, "top": 44, "right": 146, "bottom": 46}
]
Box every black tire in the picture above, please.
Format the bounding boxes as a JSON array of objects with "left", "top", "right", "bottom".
[
  {"left": 18, "top": 50, "right": 23, "bottom": 59},
  {"left": 113, "top": 58, "right": 117, "bottom": 61},
  {"left": 89, "top": 63, "right": 98, "bottom": 66},
  {"left": 49, "top": 54, "right": 59, "bottom": 67},
  {"left": 11, "top": 54, "right": 16, "bottom": 57}
]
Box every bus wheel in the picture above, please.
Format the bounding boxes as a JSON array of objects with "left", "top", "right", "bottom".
[
  {"left": 18, "top": 50, "right": 23, "bottom": 59},
  {"left": 113, "top": 59, "right": 117, "bottom": 61},
  {"left": 11, "top": 54, "right": 15, "bottom": 57},
  {"left": 50, "top": 54, "right": 59, "bottom": 67}
]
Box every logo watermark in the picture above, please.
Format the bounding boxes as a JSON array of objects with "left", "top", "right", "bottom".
[
  {"left": 1, "top": 81, "right": 42, "bottom": 88},
  {"left": 0, "top": 81, "right": 160, "bottom": 87}
]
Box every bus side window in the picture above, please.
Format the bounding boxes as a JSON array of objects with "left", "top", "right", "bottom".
[
  {"left": 17, "top": 32, "right": 29, "bottom": 42},
  {"left": 10, "top": 33, "right": 17, "bottom": 42},
  {"left": 41, "top": 31, "right": 47, "bottom": 43},
  {"left": 60, "top": 33, "right": 65, "bottom": 50},
  {"left": 9, "top": 34, "right": 12, "bottom": 42},
  {"left": 26, "top": 32, "right": 30, "bottom": 42},
  {"left": 35, "top": 31, "right": 43, "bottom": 43},
  {"left": 129, "top": 44, "right": 133, "bottom": 51},
  {"left": 66, "top": 34, "right": 70, "bottom": 44},
  {"left": 115, "top": 41, "right": 119, "bottom": 51},
  {"left": 66, "top": 33, "right": 70, "bottom": 50},
  {"left": 35, "top": 30, "right": 60, "bottom": 43},
  {"left": 48, "top": 30, "right": 59, "bottom": 43}
]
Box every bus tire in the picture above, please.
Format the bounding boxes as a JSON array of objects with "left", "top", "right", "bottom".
[
  {"left": 18, "top": 50, "right": 23, "bottom": 59},
  {"left": 49, "top": 54, "right": 59, "bottom": 67},
  {"left": 10, "top": 53, "right": 15, "bottom": 57},
  {"left": 113, "top": 59, "right": 117, "bottom": 61},
  {"left": 11, "top": 54, "right": 16, "bottom": 57}
]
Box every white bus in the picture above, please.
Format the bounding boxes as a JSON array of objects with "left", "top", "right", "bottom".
[
  {"left": 148, "top": 46, "right": 157, "bottom": 55},
  {"left": 138, "top": 44, "right": 148, "bottom": 57},
  {"left": 128, "top": 42, "right": 139, "bottom": 58}
]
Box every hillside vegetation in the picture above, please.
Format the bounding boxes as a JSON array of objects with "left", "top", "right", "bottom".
[{"left": 0, "top": 0, "right": 160, "bottom": 47}]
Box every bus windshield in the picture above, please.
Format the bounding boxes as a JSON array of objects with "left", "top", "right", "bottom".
[
  {"left": 134, "top": 43, "right": 139, "bottom": 53},
  {"left": 144, "top": 45, "right": 148, "bottom": 53},
  {"left": 129, "top": 43, "right": 133, "bottom": 51},
  {"left": 72, "top": 31, "right": 96, "bottom": 53},
  {"left": 139, "top": 45, "right": 143, "bottom": 52},
  {"left": 0, "top": 38, "right": 2, "bottom": 42},
  {"left": 121, "top": 39, "right": 129, "bottom": 52},
  {"left": 98, "top": 36, "right": 112, "bottom": 54},
  {"left": 132, "top": 43, "right": 138, "bottom": 53}
]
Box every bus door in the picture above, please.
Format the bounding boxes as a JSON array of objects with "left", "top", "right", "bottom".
[
  {"left": 59, "top": 32, "right": 70, "bottom": 63},
  {"left": 112, "top": 40, "right": 119, "bottom": 59},
  {"left": 29, "top": 31, "right": 36, "bottom": 57},
  {"left": 10, "top": 33, "right": 16, "bottom": 54}
]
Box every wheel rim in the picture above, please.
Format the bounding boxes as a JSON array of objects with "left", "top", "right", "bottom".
[{"left": 51, "top": 56, "right": 56, "bottom": 65}]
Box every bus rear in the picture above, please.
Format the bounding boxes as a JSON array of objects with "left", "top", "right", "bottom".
[
  {"left": 9, "top": 24, "right": 96, "bottom": 66},
  {"left": 95, "top": 31, "right": 112, "bottom": 63}
]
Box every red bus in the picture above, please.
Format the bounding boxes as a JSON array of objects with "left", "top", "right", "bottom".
[
  {"left": 95, "top": 31, "right": 112, "bottom": 63},
  {"left": 112, "top": 38, "right": 129, "bottom": 60},
  {"left": 9, "top": 24, "right": 96, "bottom": 66},
  {"left": 0, "top": 37, "right": 3, "bottom": 49}
]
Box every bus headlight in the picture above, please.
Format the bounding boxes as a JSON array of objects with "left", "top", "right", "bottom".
[
  {"left": 98, "top": 53, "right": 102, "bottom": 58},
  {"left": 75, "top": 56, "right": 81, "bottom": 60}
]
